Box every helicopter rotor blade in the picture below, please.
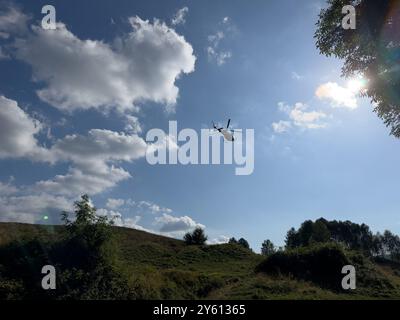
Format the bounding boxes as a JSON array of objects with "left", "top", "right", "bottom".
[{"left": 227, "top": 119, "right": 231, "bottom": 128}]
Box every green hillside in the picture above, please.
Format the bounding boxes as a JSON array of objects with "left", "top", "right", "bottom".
[{"left": 1, "top": 222, "right": 400, "bottom": 300}]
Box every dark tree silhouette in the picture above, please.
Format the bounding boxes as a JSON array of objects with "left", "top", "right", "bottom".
[
  {"left": 261, "top": 239, "right": 276, "bottom": 256},
  {"left": 237, "top": 238, "right": 250, "bottom": 249},
  {"left": 228, "top": 237, "right": 238, "bottom": 244},
  {"left": 184, "top": 227, "right": 208, "bottom": 245}
]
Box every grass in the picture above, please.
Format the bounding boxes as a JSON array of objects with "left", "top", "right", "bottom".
[{"left": 1, "top": 222, "right": 400, "bottom": 299}]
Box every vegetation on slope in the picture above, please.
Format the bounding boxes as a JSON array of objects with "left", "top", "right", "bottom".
[{"left": 1, "top": 195, "right": 400, "bottom": 300}]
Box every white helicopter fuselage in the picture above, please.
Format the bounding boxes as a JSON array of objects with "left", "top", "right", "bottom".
[{"left": 220, "top": 128, "right": 234, "bottom": 141}]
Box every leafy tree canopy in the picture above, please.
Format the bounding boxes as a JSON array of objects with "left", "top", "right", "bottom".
[{"left": 315, "top": 0, "right": 400, "bottom": 137}]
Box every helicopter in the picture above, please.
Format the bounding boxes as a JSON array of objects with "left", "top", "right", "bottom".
[{"left": 212, "top": 119, "right": 238, "bottom": 142}]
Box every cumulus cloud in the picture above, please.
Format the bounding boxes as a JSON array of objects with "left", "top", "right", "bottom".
[
  {"left": 0, "top": 194, "right": 72, "bottom": 223},
  {"left": 0, "top": 3, "right": 30, "bottom": 38},
  {"left": 99, "top": 198, "right": 200, "bottom": 238},
  {"left": 32, "top": 129, "right": 147, "bottom": 196},
  {"left": 0, "top": 8, "right": 197, "bottom": 224},
  {"left": 272, "top": 120, "right": 291, "bottom": 133},
  {"left": 35, "top": 166, "right": 131, "bottom": 197},
  {"left": 14, "top": 17, "right": 196, "bottom": 112},
  {"left": 104, "top": 198, "right": 172, "bottom": 216},
  {"left": 50, "top": 129, "right": 147, "bottom": 165},
  {"left": 155, "top": 213, "right": 204, "bottom": 233},
  {"left": 0, "top": 181, "right": 17, "bottom": 195},
  {"left": 97, "top": 208, "right": 146, "bottom": 230},
  {"left": 124, "top": 115, "right": 142, "bottom": 134},
  {"left": 0, "top": 95, "right": 48, "bottom": 159},
  {"left": 288, "top": 102, "right": 327, "bottom": 129},
  {"left": 315, "top": 82, "right": 358, "bottom": 109},
  {"left": 273, "top": 102, "right": 327, "bottom": 133},
  {"left": 106, "top": 198, "right": 125, "bottom": 210},
  {"left": 171, "top": 7, "right": 188, "bottom": 26},
  {"left": 136, "top": 200, "right": 172, "bottom": 214},
  {"left": 146, "top": 133, "right": 179, "bottom": 158},
  {"left": 0, "top": 96, "right": 147, "bottom": 197},
  {"left": 207, "top": 235, "right": 230, "bottom": 245}
]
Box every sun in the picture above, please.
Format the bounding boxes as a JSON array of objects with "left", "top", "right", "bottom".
[{"left": 347, "top": 76, "right": 366, "bottom": 93}]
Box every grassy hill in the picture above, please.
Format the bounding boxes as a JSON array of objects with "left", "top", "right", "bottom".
[{"left": 1, "top": 222, "right": 400, "bottom": 299}]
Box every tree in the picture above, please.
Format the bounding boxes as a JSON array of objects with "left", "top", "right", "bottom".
[
  {"left": 311, "top": 220, "right": 331, "bottom": 243},
  {"left": 261, "top": 239, "right": 276, "bottom": 256},
  {"left": 381, "top": 230, "right": 400, "bottom": 260},
  {"left": 315, "top": 0, "right": 400, "bottom": 137},
  {"left": 228, "top": 237, "right": 238, "bottom": 244},
  {"left": 285, "top": 227, "right": 300, "bottom": 249},
  {"left": 57, "top": 194, "right": 131, "bottom": 299},
  {"left": 284, "top": 218, "right": 377, "bottom": 254},
  {"left": 60, "top": 194, "right": 115, "bottom": 270},
  {"left": 184, "top": 228, "right": 207, "bottom": 245},
  {"left": 237, "top": 238, "right": 250, "bottom": 249}
]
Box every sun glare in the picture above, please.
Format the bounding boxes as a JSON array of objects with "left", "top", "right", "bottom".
[{"left": 347, "top": 76, "right": 366, "bottom": 93}]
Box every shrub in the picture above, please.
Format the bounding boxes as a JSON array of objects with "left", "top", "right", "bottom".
[
  {"left": 237, "top": 238, "right": 250, "bottom": 249},
  {"left": 184, "top": 228, "right": 207, "bottom": 245},
  {"left": 256, "top": 243, "right": 350, "bottom": 290}
]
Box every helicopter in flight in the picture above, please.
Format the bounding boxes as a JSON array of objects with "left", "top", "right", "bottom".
[{"left": 212, "top": 119, "right": 238, "bottom": 142}]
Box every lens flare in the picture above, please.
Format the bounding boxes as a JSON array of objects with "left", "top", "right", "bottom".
[{"left": 347, "top": 76, "right": 366, "bottom": 93}]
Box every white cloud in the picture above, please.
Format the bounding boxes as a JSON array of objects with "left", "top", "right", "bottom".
[
  {"left": 0, "top": 9, "right": 198, "bottom": 224},
  {"left": 315, "top": 82, "right": 358, "bottom": 109},
  {"left": 106, "top": 198, "right": 125, "bottom": 210},
  {"left": 0, "top": 4, "right": 30, "bottom": 38},
  {"left": 206, "top": 18, "right": 234, "bottom": 66},
  {"left": 51, "top": 129, "right": 147, "bottom": 165},
  {"left": 155, "top": 213, "right": 204, "bottom": 233},
  {"left": 97, "top": 208, "right": 145, "bottom": 229},
  {"left": 171, "top": 7, "right": 189, "bottom": 26},
  {"left": 137, "top": 200, "right": 172, "bottom": 214},
  {"left": 0, "top": 181, "right": 17, "bottom": 195},
  {"left": 30, "top": 128, "right": 147, "bottom": 196},
  {"left": 0, "top": 194, "right": 72, "bottom": 224},
  {"left": 273, "top": 102, "right": 327, "bottom": 133},
  {"left": 207, "top": 46, "right": 232, "bottom": 66},
  {"left": 0, "top": 96, "right": 147, "bottom": 198},
  {"left": 14, "top": 17, "right": 196, "bottom": 112},
  {"left": 124, "top": 115, "right": 142, "bottom": 134},
  {"left": 289, "top": 102, "right": 327, "bottom": 129},
  {"left": 146, "top": 133, "right": 179, "bottom": 158},
  {"left": 207, "top": 235, "right": 229, "bottom": 245},
  {"left": 0, "top": 95, "right": 48, "bottom": 159},
  {"left": 272, "top": 120, "right": 291, "bottom": 133},
  {"left": 34, "top": 166, "right": 131, "bottom": 197}
]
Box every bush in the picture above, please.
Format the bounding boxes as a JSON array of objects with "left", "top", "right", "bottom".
[
  {"left": 184, "top": 228, "right": 207, "bottom": 245},
  {"left": 237, "top": 238, "right": 250, "bottom": 249},
  {"left": 256, "top": 243, "right": 350, "bottom": 290}
]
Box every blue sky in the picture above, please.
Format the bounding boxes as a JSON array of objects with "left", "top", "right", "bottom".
[{"left": 0, "top": 0, "right": 399, "bottom": 251}]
